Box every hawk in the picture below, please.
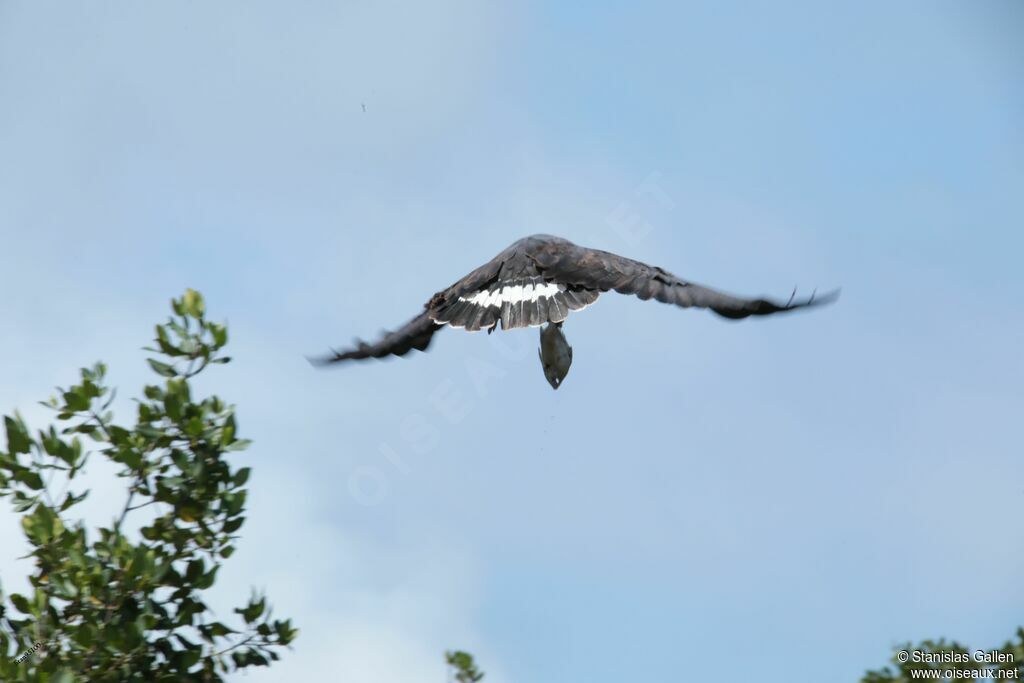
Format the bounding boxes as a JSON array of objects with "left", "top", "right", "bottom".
[{"left": 311, "top": 234, "right": 837, "bottom": 389}]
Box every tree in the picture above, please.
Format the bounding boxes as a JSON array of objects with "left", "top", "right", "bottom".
[
  {"left": 862, "top": 630, "right": 1024, "bottom": 682},
  {"left": 446, "top": 650, "right": 485, "bottom": 683},
  {"left": 0, "top": 289, "right": 296, "bottom": 682}
]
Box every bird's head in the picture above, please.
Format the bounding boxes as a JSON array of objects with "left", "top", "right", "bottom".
[
  {"left": 541, "top": 358, "right": 569, "bottom": 390},
  {"left": 538, "top": 323, "right": 573, "bottom": 390}
]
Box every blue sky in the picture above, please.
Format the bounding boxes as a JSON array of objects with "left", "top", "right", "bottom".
[{"left": 1, "top": 1, "right": 1022, "bottom": 681}]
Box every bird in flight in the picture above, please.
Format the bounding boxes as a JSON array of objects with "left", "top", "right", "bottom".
[{"left": 311, "top": 234, "right": 837, "bottom": 389}]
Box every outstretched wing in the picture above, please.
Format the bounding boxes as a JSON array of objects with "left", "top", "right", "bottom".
[
  {"left": 311, "top": 234, "right": 837, "bottom": 367},
  {"left": 530, "top": 241, "right": 839, "bottom": 319},
  {"left": 311, "top": 239, "right": 513, "bottom": 364},
  {"left": 309, "top": 310, "right": 441, "bottom": 365}
]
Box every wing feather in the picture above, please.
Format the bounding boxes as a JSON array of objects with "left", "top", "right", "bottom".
[
  {"left": 309, "top": 311, "right": 441, "bottom": 365},
  {"left": 531, "top": 241, "right": 838, "bottom": 319}
]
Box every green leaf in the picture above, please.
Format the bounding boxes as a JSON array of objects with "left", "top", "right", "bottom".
[
  {"left": 181, "top": 647, "right": 201, "bottom": 669},
  {"left": 24, "top": 504, "right": 56, "bottom": 543},
  {"left": 176, "top": 502, "right": 202, "bottom": 522},
  {"left": 57, "top": 438, "right": 80, "bottom": 466},
  {"left": 167, "top": 377, "right": 191, "bottom": 403},
  {"left": 58, "top": 489, "right": 89, "bottom": 512},
  {"left": 9, "top": 592, "right": 32, "bottom": 614},
  {"left": 13, "top": 494, "right": 36, "bottom": 512},
  {"left": 107, "top": 425, "right": 131, "bottom": 443},
  {"left": 226, "top": 439, "right": 252, "bottom": 452},
  {"left": 446, "top": 651, "right": 485, "bottom": 683},
  {"left": 220, "top": 415, "right": 236, "bottom": 446},
  {"left": 171, "top": 449, "right": 191, "bottom": 473},
  {"left": 137, "top": 425, "right": 166, "bottom": 440},
  {"left": 155, "top": 324, "right": 183, "bottom": 356},
  {"left": 4, "top": 415, "right": 32, "bottom": 455},
  {"left": 207, "top": 621, "right": 234, "bottom": 637},
  {"left": 195, "top": 565, "right": 219, "bottom": 590},
  {"left": 210, "top": 323, "right": 228, "bottom": 348},
  {"left": 81, "top": 377, "right": 102, "bottom": 399},
  {"left": 186, "top": 558, "right": 205, "bottom": 583},
  {"left": 47, "top": 510, "right": 65, "bottom": 539},
  {"left": 183, "top": 289, "right": 205, "bottom": 318},
  {"left": 147, "top": 359, "right": 177, "bottom": 378},
  {"left": 185, "top": 417, "right": 204, "bottom": 437},
  {"left": 238, "top": 595, "right": 265, "bottom": 623},
  {"left": 224, "top": 491, "right": 246, "bottom": 517},
  {"left": 14, "top": 468, "right": 45, "bottom": 490},
  {"left": 62, "top": 389, "right": 90, "bottom": 412},
  {"left": 179, "top": 337, "right": 198, "bottom": 356},
  {"left": 272, "top": 619, "right": 296, "bottom": 645},
  {"left": 118, "top": 448, "right": 143, "bottom": 469},
  {"left": 164, "top": 393, "right": 183, "bottom": 421},
  {"left": 232, "top": 467, "right": 251, "bottom": 487}
]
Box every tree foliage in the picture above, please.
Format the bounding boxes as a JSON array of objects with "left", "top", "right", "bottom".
[
  {"left": 0, "top": 289, "right": 296, "bottom": 682},
  {"left": 446, "top": 650, "right": 484, "bottom": 683}
]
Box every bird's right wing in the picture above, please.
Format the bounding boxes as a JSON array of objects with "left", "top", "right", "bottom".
[
  {"left": 309, "top": 310, "right": 441, "bottom": 365},
  {"left": 532, "top": 241, "right": 838, "bottom": 320}
]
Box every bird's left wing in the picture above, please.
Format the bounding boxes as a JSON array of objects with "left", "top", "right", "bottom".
[
  {"left": 530, "top": 241, "right": 838, "bottom": 319},
  {"left": 309, "top": 310, "right": 441, "bottom": 365}
]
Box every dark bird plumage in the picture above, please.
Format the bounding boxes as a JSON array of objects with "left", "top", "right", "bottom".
[{"left": 311, "top": 234, "right": 838, "bottom": 368}]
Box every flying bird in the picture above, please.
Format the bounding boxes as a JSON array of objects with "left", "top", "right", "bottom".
[{"left": 311, "top": 234, "right": 837, "bottom": 389}]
